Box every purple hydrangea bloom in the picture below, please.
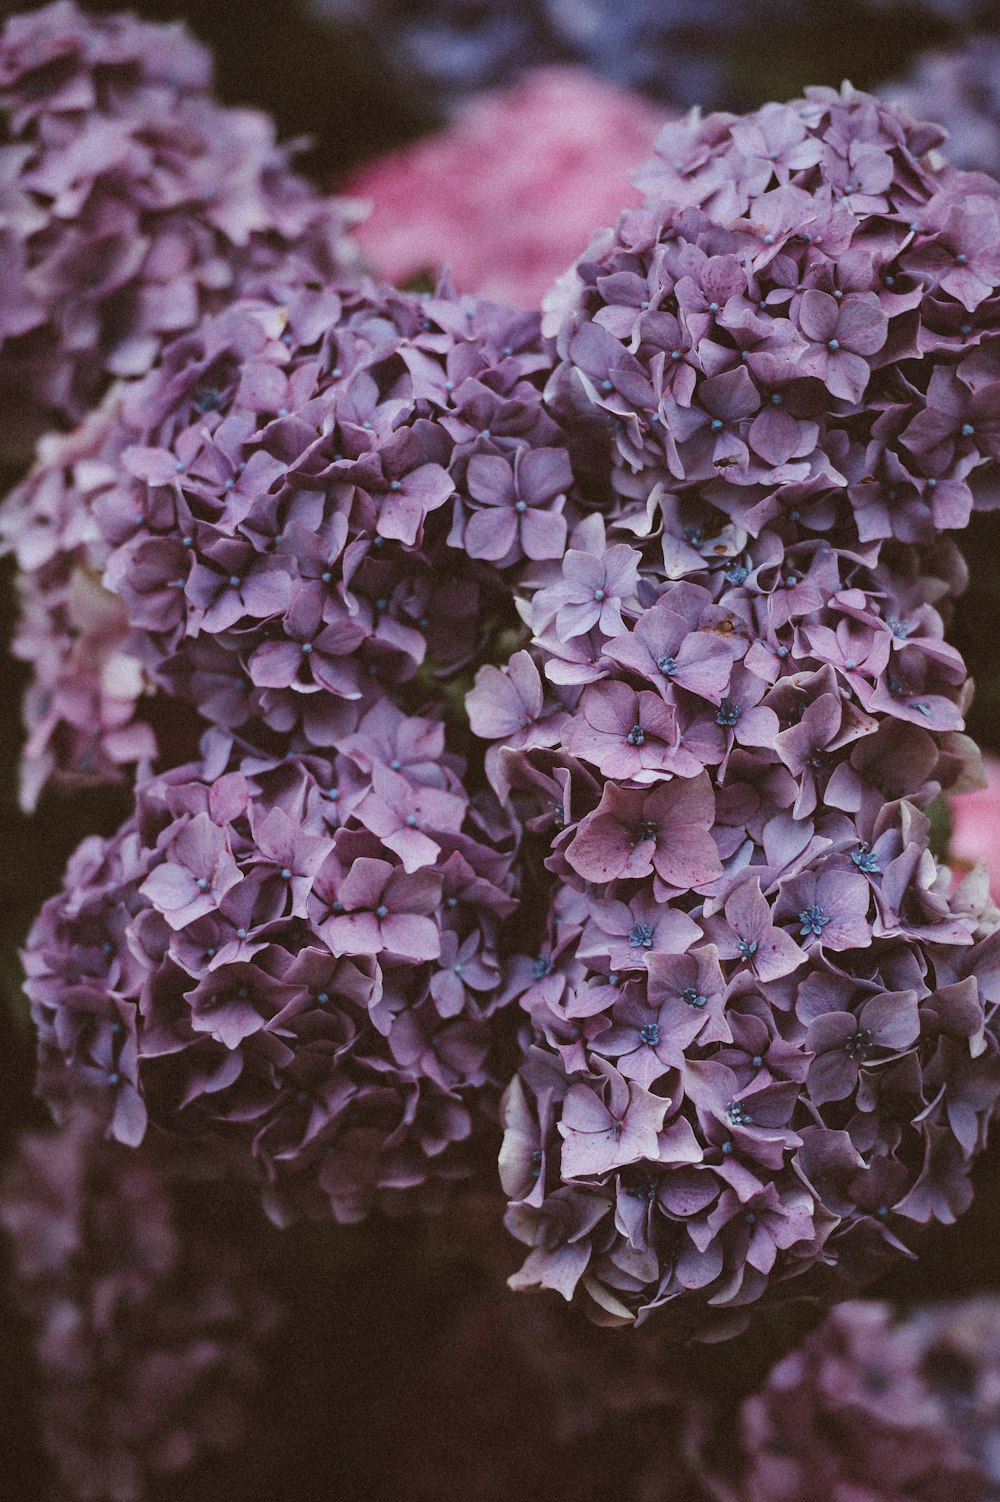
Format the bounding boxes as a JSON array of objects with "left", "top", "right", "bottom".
[
  {"left": 0, "top": 1114, "right": 280, "bottom": 1502},
  {"left": 474, "top": 84, "right": 1000, "bottom": 1336},
  {"left": 2, "top": 277, "right": 568, "bottom": 805},
  {"left": 0, "top": 0, "right": 360, "bottom": 458},
  {"left": 25, "top": 726, "right": 521, "bottom": 1225},
  {"left": 0, "top": 402, "right": 162, "bottom": 809},
  {"left": 548, "top": 84, "right": 1000, "bottom": 548},
  {"left": 0, "top": 0, "right": 366, "bottom": 804}
]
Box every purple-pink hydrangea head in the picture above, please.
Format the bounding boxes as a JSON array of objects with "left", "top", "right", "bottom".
[
  {"left": 547, "top": 83, "right": 1000, "bottom": 549},
  {"left": 0, "top": 398, "right": 161, "bottom": 809},
  {"left": 463, "top": 86, "right": 1000, "bottom": 1337},
  {"left": 50, "top": 283, "right": 563, "bottom": 745},
  {"left": 479, "top": 515, "right": 1000, "bottom": 1334},
  {"left": 0, "top": 276, "right": 570, "bottom": 805},
  {"left": 0, "top": 0, "right": 361, "bottom": 458},
  {"left": 25, "top": 724, "right": 522, "bottom": 1225}
]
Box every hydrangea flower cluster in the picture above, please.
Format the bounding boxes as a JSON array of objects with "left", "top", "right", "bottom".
[
  {"left": 307, "top": 0, "right": 794, "bottom": 111},
  {"left": 0, "top": 0, "right": 359, "bottom": 458},
  {"left": 884, "top": 38, "right": 1000, "bottom": 179},
  {"left": 77, "top": 282, "right": 568, "bottom": 747},
  {"left": 550, "top": 84, "right": 1000, "bottom": 539},
  {"left": 7, "top": 2, "right": 1000, "bottom": 1362},
  {"left": 346, "top": 68, "right": 663, "bottom": 307},
  {"left": 475, "top": 85, "right": 1000, "bottom": 1331},
  {"left": 0, "top": 1115, "right": 279, "bottom": 1502},
  {"left": 2, "top": 400, "right": 162, "bottom": 809},
  {"left": 0, "top": 0, "right": 362, "bottom": 806},
  {"left": 719, "top": 1299, "right": 1000, "bottom": 1500},
  {"left": 1, "top": 273, "right": 571, "bottom": 803},
  {"left": 24, "top": 727, "right": 520, "bottom": 1224}
]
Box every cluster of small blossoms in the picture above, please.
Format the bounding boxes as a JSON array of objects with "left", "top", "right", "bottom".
[
  {"left": 63, "top": 280, "right": 569, "bottom": 749},
  {"left": 0, "top": 1115, "right": 280, "bottom": 1502},
  {"left": 1, "top": 275, "right": 572, "bottom": 802},
  {"left": 1, "top": 400, "right": 160, "bottom": 809},
  {"left": 0, "top": 0, "right": 362, "bottom": 804},
  {"left": 307, "top": 0, "right": 795, "bottom": 111},
  {"left": 24, "top": 726, "right": 521, "bottom": 1225},
  {"left": 471, "top": 85, "right": 1000, "bottom": 1333},
  {"left": 0, "top": 0, "right": 360, "bottom": 459},
  {"left": 884, "top": 37, "right": 1000, "bottom": 179},
  {"left": 548, "top": 84, "right": 1000, "bottom": 543},
  {"left": 715, "top": 1299, "right": 1000, "bottom": 1501}
]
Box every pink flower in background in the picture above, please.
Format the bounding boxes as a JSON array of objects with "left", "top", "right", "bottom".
[
  {"left": 345, "top": 67, "right": 664, "bottom": 305},
  {"left": 950, "top": 755, "right": 1000, "bottom": 898}
]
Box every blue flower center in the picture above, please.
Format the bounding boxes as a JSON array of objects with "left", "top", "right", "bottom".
[
  {"left": 798, "top": 904, "right": 831, "bottom": 937},
  {"left": 639, "top": 1023, "right": 660, "bottom": 1046},
  {"left": 657, "top": 655, "right": 678, "bottom": 676},
  {"left": 629, "top": 922, "right": 654, "bottom": 949},
  {"left": 737, "top": 939, "right": 758, "bottom": 962},
  {"left": 533, "top": 954, "right": 554, "bottom": 980},
  {"left": 852, "top": 845, "right": 881, "bottom": 875},
  {"left": 682, "top": 987, "right": 707, "bottom": 1008},
  {"left": 626, "top": 723, "right": 646, "bottom": 747},
  {"left": 844, "top": 1027, "right": 872, "bottom": 1059},
  {"left": 716, "top": 698, "right": 742, "bottom": 727},
  {"left": 727, "top": 1100, "right": 754, "bottom": 1127}
]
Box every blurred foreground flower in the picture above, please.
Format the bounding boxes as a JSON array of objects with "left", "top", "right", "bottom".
[
  {"left": 706, "top": 1298, "right": 1000, "bottom": 1500},
  {"left": 346, "top": 68, "right": 663, "bottom": 307},
  {"left": 0, "top": 1115, "right": 280, "bottom": 1502}
]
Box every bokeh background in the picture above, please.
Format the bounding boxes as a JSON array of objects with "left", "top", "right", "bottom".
[{"left": 3, "top": 1, "right": 1000, "bottom": 1497}]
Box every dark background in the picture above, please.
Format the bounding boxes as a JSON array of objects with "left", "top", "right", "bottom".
[{"left": 1, "top": 3, "right": 999, "bottom": 1498}]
